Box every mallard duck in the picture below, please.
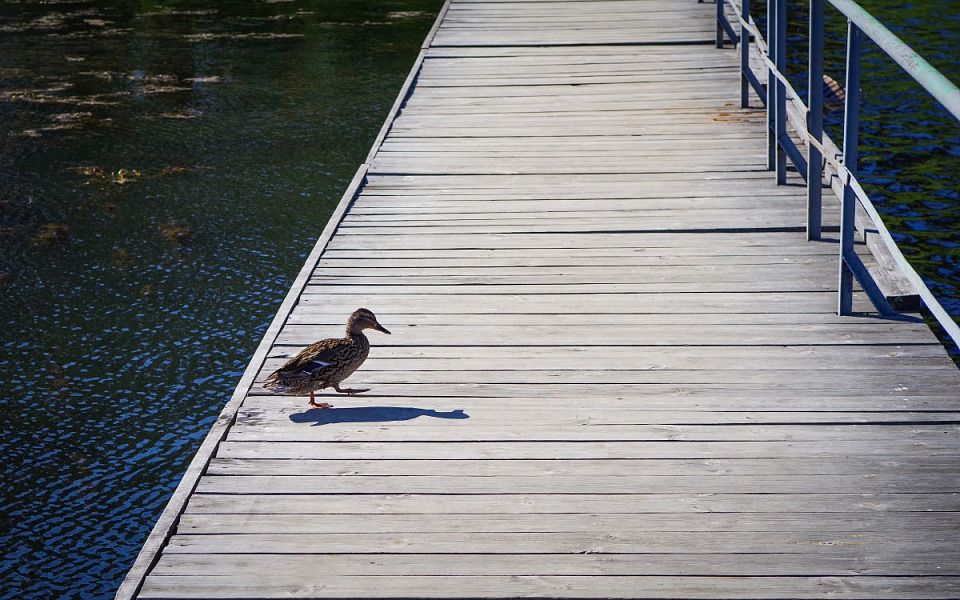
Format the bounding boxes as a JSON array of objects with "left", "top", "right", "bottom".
[{"left": 264, "top": 308, "right": 390, "bottom": 408}]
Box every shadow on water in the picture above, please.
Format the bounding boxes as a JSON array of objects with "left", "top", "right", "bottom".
[{"left": 289, "top": 406, "right": 469, "bottom": 426}]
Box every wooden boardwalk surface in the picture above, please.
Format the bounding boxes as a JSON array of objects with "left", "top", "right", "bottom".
[{"left": 125, "top": 0, "right": 960, "bottom": 598}]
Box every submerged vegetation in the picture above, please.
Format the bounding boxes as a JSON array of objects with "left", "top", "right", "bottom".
[{"left": 0, "top": 1, "right": 442, "bottom": 597}]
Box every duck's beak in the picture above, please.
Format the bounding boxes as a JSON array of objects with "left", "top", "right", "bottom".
[{"left": 374, "top": 323, "right": 391, "bottom": 335}]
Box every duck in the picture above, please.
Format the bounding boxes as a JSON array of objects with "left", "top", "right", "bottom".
[{"left": 264, "top": 308, "right": 390, "bottom": 408}]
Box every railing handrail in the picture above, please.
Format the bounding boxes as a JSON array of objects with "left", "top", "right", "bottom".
[
  {"left": 829, "top": 0, "right": 960, "bottom": 121},
  {"left": 713, "top": 0, "right": 960, "bottom": 352}
]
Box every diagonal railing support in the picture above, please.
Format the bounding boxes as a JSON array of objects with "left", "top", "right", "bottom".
[{"left": 838, "top": 20, "right": 862, "bottom": 315}]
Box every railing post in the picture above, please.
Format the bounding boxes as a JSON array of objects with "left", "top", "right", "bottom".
[
  {"left": 806, "top": 0, "right": 824, "bottom": 240},
  {"left": 774, "top": 0, "right": 788, "bottom": 184},
  {"left": 839, "top": 20, "right": 861, "bottom": 315},
  {"left": 716, "top": 0, "right": 725, "bottom": 48},
  {"left": 766, "top": 0, "right": 777, "bottom": 171},
  {"left": 740, "top": 0, "right": 750, "bottom": 108}
]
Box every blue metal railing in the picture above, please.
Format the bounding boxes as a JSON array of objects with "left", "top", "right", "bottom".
[{"left": 712, "top": 0, "right": 960, "bottom": 350}]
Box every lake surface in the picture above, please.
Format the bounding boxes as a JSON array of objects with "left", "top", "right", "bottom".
[
  {"left": 0, "top": 1, "right": 441, "bottom": 597},
  {"left": 0, "top": 1, "right": 957, "bottom": 598}
]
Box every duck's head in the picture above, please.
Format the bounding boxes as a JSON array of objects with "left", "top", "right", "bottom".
[{"left": 348, "top": 308, "right": 391, "bottom": 335}]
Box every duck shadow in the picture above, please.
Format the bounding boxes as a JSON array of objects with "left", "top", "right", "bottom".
[{"left": 290, "top": 406, "right": 469, "bottom": 427}]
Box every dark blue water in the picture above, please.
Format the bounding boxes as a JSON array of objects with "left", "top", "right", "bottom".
[
  {"left": 0, "top": 1, "right": 440, "bottom": 598},
  {"left": 849, "top": 2, "right": 960, "bottom": 328}
]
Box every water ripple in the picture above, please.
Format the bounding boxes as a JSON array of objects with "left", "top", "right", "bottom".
[{"left": 0, "top": 0, "right": 441, "bottom": 597}]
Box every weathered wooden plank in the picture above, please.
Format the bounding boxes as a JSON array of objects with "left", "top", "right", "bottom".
[
  {"left": 418, "top": 52, "right": 736, "bottom": 66},
  {"left": 390, "top": 101, "right": 754, "bottom": 116},
  {"left": 283, "top": 311, "right": 929, "bottom": 332},
  {"left": 262, "top": 342, "right": 952, "bottom": 368},
  {"left": 244, "top": 406, "right": 960, "bottom": 430},
  {"left": 291, "top": 291, "right": 882, "bottom": 314},
  {"left": 279, "top": 311, "right": 939, "bottom": 347},
  {"left": 320, "top": 230, "right": 837, "bottom": 248},
  {"left": 312, "top": 262, "right": 835, "bottom": 278},
  {"left": 317, "top": 245, "right": 841, "bottom": 259},
  {"left": 223, "top": 429, "right": 960, "bottom": 448},
  {"left": 395, "top": 95, "right": 748, "bottom": 106},
  {"left": 305, "top": 280, "right": 841, "bottom": 293},
  {"left": 332, "top": 228, "right": 823, "bottom": 241},
  {"left": 161, "top": 530, "right": 960, "bottom": 555},
  {"left": 239, "top": 380, "right": 960, "bottom": 418},
  {"left": 332, "top": 224, "right": 816, "bottom": 236},
  {"left": 207, "top": 466, "right": 960, "bottom": 498},
  {"left": 322, "top": 236, "right": 848, "bottom": 254},
  {"left": 276, "top": 368, "right": 914, "bottom": 390},
  {"left": 370, "top": 149, "right": 768, "bottom": 161},
  {"left": 406, "top": 66, "right": 743, "bottom": 83},
  {"left": 249, "top": 370, "right": 959, "bottom": 393},
  {"left": 273, "top": 321, "right": 942, "bottom": 346},
  {"left": 308, "top": 261, "right": 838, "bottom": 276},
  {"left": 176, "top": 512, "right": 960, "bottom": 536},
  {"left": 378, "top": 126, "right": 764, "bottom": 139},
  {"left": 183, "top": 492, "right": 960, "bottom": 515},
  {"left": 315, "top": 253, "right": 837, "bottom": 267},
  {"left": 364, "top": 146, "right": 776, "bottom": 161},
  {"left": 372, "top": 143, "right": 775, "bottom": 158},
  {"left": 441, "top": 8, "right": 713, "bottom": 20},
  {"left": 375, "top": 128, "right": 762, "bottom": 143},
  {"left": 243, "top": 392, "right": 960, "bottom": 411},
  {"left": 223, "top": 422, "right": 960, "bottom": 444},
  {"left": 352, "top": 191, "right": 807, "bottom": 204},
  {"left": 205, "top": 456, "right": 960, "bottom": 477},
  {"left": 417, "top": 58, "right": 734, "bottom": 71},
  {"left": 422, "top": 43, "right": 736, "bottom": 58},
  {"left": 265, "top": 363, "right": 948, "bottom": 386},
  {"left": 367, "top": 158, "right": 767, "bottom": 176},
  {"left": 252, "top": 364, "right": 956, "bottom": 393},
  {"left": 388, "top": 113, "right": 754, "bottom": 126},
  {"left": 431, "top": 30, "right": 717, "bottom": 47},
  {"left": 319, "top": 269, "right": 852, "bottom": 290},
  {"left": 412, "top": 76, "right": 744, "bottom": 89},
  {"left": 416, "top": 66, "right": 738, "bottom": 81},
  {"left": 137, "top": 574, "right": 960, "bottom": 600},
  {"left": 216, "top": 440, "right": 960, "bottom": 461},
  {"left": 149, "top": 552, "right": 960, "bottom": 578},
  {"left": 372, "top": 147, "right": 772, "bottom": 163},
  {"left": 393, "top": 95, "right": 749, "bottom": 109},
  {"left": 352, "top": 187, "right": 804, "bottom": 200},
  {"left": 338, "top": 212, "right": 810, "bottom": 230},
  {"left": 364, "top": 169, "right": 778, "bottom": 183}
]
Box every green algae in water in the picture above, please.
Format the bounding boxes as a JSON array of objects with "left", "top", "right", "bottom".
[{"left": 0, "top": 1, "right": 442, "bottom": 598}]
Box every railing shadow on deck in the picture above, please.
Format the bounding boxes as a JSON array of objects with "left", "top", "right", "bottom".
[{"left": 705, "top": 0, "right": 960, "bottom": 352}]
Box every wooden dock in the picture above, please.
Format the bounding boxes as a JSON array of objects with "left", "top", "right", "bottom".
[{"left": 120, "top": 0, "right": 960, "bottom": 598}]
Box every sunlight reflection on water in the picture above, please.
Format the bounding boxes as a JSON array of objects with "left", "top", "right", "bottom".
[{"left": 0, "top": 1, "right": 440, "bottom": 597}]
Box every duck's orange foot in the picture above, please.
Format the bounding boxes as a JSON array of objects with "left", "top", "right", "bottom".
[{"left": 309, "top": 400, "right": 334, "bottom": 409}]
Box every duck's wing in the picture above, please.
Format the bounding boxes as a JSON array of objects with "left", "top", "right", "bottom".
[{"left": 268, "top": 337, "right": 348, "bottom": 380}]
